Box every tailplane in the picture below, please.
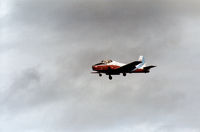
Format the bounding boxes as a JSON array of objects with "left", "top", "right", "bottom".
[
  {"left": 137, "top": 56, "right": 156, "bottom": 71},
  {"left": 143, "top": 65, "right": 156, "bottom": 73}
]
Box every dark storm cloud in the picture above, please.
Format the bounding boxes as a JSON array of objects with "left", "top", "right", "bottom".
[{"left": 1, "top": 0, "right": 200, "bottom": 132}]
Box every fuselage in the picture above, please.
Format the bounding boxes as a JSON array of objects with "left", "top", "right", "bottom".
[
  {"left": 92, "top": 60, "right": 123, "bottom": 72},
  {"left": 92, "top": 60, "right": 146, "bottom": 73}
]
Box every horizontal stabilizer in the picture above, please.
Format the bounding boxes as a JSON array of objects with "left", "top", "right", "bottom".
[{"left": 143, "top": 65, "right": 156, "bottom": 70}]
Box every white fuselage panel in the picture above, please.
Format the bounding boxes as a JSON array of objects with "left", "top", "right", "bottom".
[{"left": 107, "top": 61, "right": 125, "bottom": 67}]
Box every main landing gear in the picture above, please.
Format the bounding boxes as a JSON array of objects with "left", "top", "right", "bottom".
[
  {"left": 109, "top": 75, "right": 112, "bottom": 80},
  {"left": 123, "top": 73, "right": 126, "bottom": 76},
  {"left": 99, "top": 73, "right": 102, "bottom": 77}
]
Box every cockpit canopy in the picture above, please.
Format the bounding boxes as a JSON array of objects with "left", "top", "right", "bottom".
[
  {"left": 101, "top": 60, "right": 112, "bottom": 64},
  {"left": 94, "top": 60, "right": 113, "bottom": 66}
]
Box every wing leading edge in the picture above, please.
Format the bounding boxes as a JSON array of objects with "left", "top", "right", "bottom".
[{"left": 113, "top": 61, "right": 142, "bottom": 73}]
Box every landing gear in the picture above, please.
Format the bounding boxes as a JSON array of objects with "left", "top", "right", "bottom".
[
  {"left": 109, "top": 75, "right": 112, "bottom": 80},
  {"left": 123, "top": 73, "right": 126, "bottom": 76},
  {"left": 99, "top": 73, "right": 102, "bottom": 77}
]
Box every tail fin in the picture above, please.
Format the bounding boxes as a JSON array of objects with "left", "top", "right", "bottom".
[
  {"left": 138, "top": 56, "right": 145, "bottom": 64},
  {"left": 137, "top": 56, "right": 156, "bottom": 72},
  {"left": 136, "top": 56, "right": 145, "bottom": 69}
]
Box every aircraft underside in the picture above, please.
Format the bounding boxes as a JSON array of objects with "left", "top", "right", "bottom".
[{"left": 98, "top": 71, "right": 148, "bottom": 80}]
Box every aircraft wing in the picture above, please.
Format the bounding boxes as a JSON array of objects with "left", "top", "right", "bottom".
[{"left": 114, "top": 61, "right": 142, "bottom": 73}]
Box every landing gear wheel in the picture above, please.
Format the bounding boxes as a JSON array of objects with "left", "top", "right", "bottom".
[
  {"left": 109, "top": 75, "right": 112, "bottom": 80},
  {"left": 99, "top": 73, "right": 102, "bottom": 77},
  {"left": 123, "top": 73, "right": 126, "bottom": 76}
]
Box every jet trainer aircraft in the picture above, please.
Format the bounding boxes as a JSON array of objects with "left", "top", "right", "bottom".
[{"left": 92, "top": 56, "right": 156, "bottom": 80}]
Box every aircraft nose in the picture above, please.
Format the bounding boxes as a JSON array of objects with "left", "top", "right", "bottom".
[{"left": 92, "top": 65, "right": 97, "bottom": 70}]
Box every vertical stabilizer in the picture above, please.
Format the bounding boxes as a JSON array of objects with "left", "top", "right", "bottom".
[
  {"left": 138, "top": 56, "right": 145, "bottom": 64},
  {"left": 136, "top": 56, "right": 145, "bottom": 69}
]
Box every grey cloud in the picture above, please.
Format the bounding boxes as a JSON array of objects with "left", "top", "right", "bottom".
[{"left": 0, "top": 0, "right": 200, "bottom": 132}]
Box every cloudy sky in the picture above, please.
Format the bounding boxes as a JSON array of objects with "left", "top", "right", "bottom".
[{"left": 0, "top": 0, "right": 200, "bottom": 132}]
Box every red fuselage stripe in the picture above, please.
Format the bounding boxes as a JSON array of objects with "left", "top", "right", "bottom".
[{"left": 92, "top": 65, "right": 120, "bottom": 71}]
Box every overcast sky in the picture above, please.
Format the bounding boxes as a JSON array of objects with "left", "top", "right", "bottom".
[{"left": 0, "top": 0, "right": 200, "bottom": 132}]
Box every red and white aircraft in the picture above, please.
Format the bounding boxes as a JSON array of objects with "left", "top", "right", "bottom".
[{"left": 92, "top": 56, "right": 156, "bottom": 80}]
